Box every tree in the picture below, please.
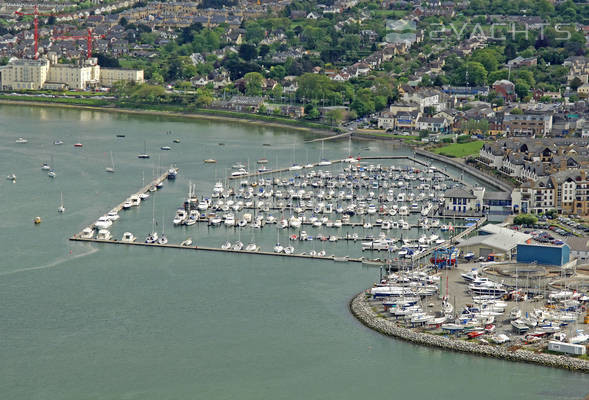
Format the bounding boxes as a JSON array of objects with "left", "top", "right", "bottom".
[
  {"left": 471, "top": 49, "right": 500, "bottom": 72},
  {"left": 325, "top": 108, "right": 344, "bottom": 126},
  {"left": 239, "top": 44, "right": 258, "bottom": 61},
  {"left": 268, "top": 65, "right": 286, "bottom": 80},
  {"left": 304, "top": 104, "right": 320, "bottom": 120},
  {"left": 119, "top": 17, "right": 128, "bottom": 27},
  {"left": 514, "top": 79, "right": 530, "bottom": 99},
  {"left": 514, "top": 214, "right": 538, "bottom": 226},
  {"left": 195, "top": 87, "right": 213, "bottom": 107},
  {"left": 245, "top": 21, "right": 265, "bottom": 43},
  {"left": 244, "top": 72, "right": 264, "bottom": 96},
  {"left": 95, "top": 53, "right": 120, "bottom": 68},
  {"left": 569, "top": 77, "right": 583, "bottom": 91},
  {"left": 259, "top": 44, "right": 270, "bottom": 59},
  {"left": 151, "top": 71, "right": 164, "bottom": 84},
  {"left": 271, "top": 84, "right": 283, "bottom": 99}
]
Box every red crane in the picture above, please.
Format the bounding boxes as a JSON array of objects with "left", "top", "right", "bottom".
[
  {"left": 14, "top": 5, "right": 55, "bottom": 59},
  {"left": 52, "top": 28, "right": 105, "bottom": 59}
]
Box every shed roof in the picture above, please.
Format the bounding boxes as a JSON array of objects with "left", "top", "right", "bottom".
[{"left": 458, "top": 226, "right": 532, "bottom": 252}]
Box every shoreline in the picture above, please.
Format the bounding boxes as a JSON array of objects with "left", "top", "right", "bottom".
[
  {"left": 0, "top": 99, "right": 335, "bottom": 136},
  {"left": 349, "top": 292, "right": 589, "bottom": 373}
]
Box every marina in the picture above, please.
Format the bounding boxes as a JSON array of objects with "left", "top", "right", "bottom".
[
  {"left": 68, "top": 152, "right": 482, "bottom": 268},
  {"left": 2, "top": 104, "right": 588, "bottom": 400}
]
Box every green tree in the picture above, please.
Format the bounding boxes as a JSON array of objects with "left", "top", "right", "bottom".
[
  {"left": 304, "top": 104, "right": 320, "bottom": 120},
  {"left": 195, "top": 87, "right": 214, "bottom": 107},
  {"left": 514, "top": 214, "right": 538, "bottom": 226},
  {"left": 569, "top": 77, "right": 583, "bottom": 91},
  {"left": 269, "top": 65, "right": 286, "bottom": 80},
  {"left": 245, "top": 21, "right": 265, "bottom": 43},
  {"left": 514, "top": 79, "right": 530, "bottom": 99},
  {"left": 239, "top": 44, "right": 258, "bottom": 61},
  {"left": 325, "top": 108, "right": 344, "bottom": 126},
  {"left": 271, "top": 84, "right": 283, "bottom": 99},
  {"left": 244, "top": 72, "right": 264, "bottom": 96},
  {"left": 151, "top": 71, "right": 164, "bottom": 84}
]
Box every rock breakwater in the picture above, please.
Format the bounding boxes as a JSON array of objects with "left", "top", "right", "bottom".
[{"left": 349, "top": 292, "right": 589, "bottom": 373}]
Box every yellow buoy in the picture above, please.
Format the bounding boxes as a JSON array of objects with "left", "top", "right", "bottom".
[{"left": 33, "top": 216, "right": 42, "bottom": 224}]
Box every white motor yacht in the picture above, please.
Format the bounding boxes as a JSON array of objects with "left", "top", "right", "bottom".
[
  {"left": 121, "top": 232, "right": 136, "bottom": 242},
  {"left": 80, "top": 227, "right": 94, "bottom": 239},
  {"left": 95, "top": 216, "right": 113, "bottom": 229},
  {"left": 106, "top": 211, "right": 120, "bottom": 221},
  {"left": 173, "top": 209, "right": 188, "bottom": 225},
  {"left": 96, "top": 229, "right": 112, "bottom": 240}
]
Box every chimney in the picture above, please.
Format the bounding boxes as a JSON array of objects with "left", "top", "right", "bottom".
[{"left": 560, "top": 159, "right": 567, "bottom": 171}]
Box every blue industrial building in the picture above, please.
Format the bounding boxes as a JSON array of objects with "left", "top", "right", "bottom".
[{"left": 516, "top": 244, "right": 570, "bottom": 266}]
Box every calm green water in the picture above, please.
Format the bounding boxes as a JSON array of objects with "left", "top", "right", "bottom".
[{"left": 0, "top": 105, "right": 586, "bottom": 400}]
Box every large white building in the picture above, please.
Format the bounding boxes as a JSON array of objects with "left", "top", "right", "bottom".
[
  {"left": 0, "top": 58, "right": 50, "bottom": 90},
  {"left": 0, "top": 55, "right": 143, "bottom": 90}
]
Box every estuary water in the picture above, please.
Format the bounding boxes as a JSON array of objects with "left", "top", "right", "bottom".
[{"left": 0, "top": 104, "right": 586, "bottom": 400}]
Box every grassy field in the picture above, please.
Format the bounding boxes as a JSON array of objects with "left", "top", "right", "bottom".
[{"left": 432, "top": 141, "right": 484, "bottom": 158}]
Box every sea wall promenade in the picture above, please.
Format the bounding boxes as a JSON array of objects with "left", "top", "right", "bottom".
[{"left": 349, "top": 292, "right": 589, "bottom": 373}]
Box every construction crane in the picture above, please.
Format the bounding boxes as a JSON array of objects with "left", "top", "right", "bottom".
[
  {"left": 14, "top": 5, "right": 56, "bottom": 59},
  {"left": 52, "top": 28, "right": 105, "bottom": 59}
]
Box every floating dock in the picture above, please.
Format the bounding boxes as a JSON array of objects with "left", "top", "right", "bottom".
[
  {"left": 69, "top": 236, "right": 364, "bottom": 263},
  {"left": 229, "top": 155, "right": 455, "bottom": 180},
  {"left": 72, "top": 168, "right": 174, "bottom": 235}
]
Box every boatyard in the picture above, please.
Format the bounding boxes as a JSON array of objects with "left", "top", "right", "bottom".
[{"left": 356, "top": 259, "right": 589, "bottom": 371}]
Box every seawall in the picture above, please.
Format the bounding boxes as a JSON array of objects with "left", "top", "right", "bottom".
[
  {"left": 414, "top": 149, "right": 513, "bottom": 193},
  {"left": 349, "top": 292, "right": 589, "bottom": 373}
]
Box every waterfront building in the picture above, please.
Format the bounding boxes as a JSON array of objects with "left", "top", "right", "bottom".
[
  {"left": 442, "top": 187, "right": 484, "bottom": 214},
  {"left": 99, "top": 67, "right": 144, "bottom": 87},
  {"left": 0, "top": 55, "right": 143, "bottom": 90},
  {"left": 516, "top": 243, "right": 570, "bottom": 267},
  {"left": 456, "top": 224, "right": 532, "bottom": 260},
  {"left": 0, "top": 58, "right": 50, "bottom": 90}
]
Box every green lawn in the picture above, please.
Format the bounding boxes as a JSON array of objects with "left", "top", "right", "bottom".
[{"left": 432, "top": 141, "right": 484, "bottom": 158}]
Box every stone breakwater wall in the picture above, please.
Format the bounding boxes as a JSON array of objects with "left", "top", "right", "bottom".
[
  {"left": 414, "top": 149, "right": 513, "bottom": 192},
  {"left": 349, "top": 293, "right": 589, "bottom": 373}
]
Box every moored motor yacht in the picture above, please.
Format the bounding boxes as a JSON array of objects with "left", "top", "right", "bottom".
[
  {"left": 121, "top": 232, "right": 136, "bottom": 242},
  {"left": 96, "top": 229, "right": 112, "bottom": 240},
  {"left": 95, "top": 216, "right": 113, "bottom": 229},
  {"left": 80, "top": 227, "right": 94, "bottom": 239}
]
